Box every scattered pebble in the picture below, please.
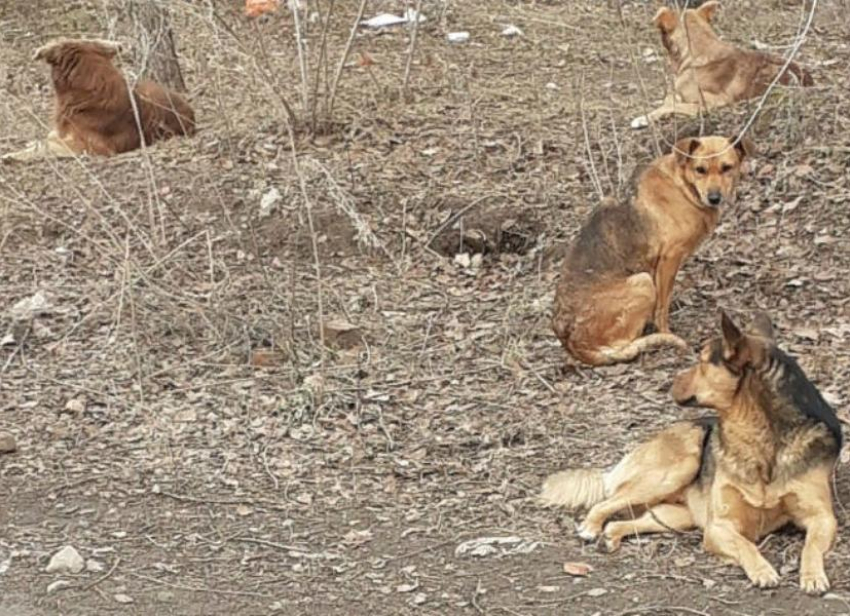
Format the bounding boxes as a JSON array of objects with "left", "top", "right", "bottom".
[
  {"left": 47, "top": 580, "right": 71, "bottom": 594},
  {"left": 63, "top": 397, "right": 86, "bottom": 415},
  {"left": 86, "top": 559, "right": 105, "bottom": 573},
  {"left": 156, "top": 591, "right": 174, "bottom": 603},
  {"left": 9, "top": 291, "right": 52, "bottom": 320},
  {"left": 501, "top": 25, "right": 523, "bottom": 37},
  {"left": 259, "top": 187, "right": 281, "bottom": 219},
  {"left": 537, "top": 585, "right": 560, "bottom": 593},
  {"left": 587, "top": 588, "right": 608, "bottom": 598},
  {"left": 114, "top": 593, "right": 134, "bottom": 604},
  {"left": 455, "top": 536, "right": 539, "bottom": 558},
  {"left": 0, "top": 433, "right": 16, "bottom": 454},
  {"left": 46, "top": 546, "right": 84, "bottom": 574},
  {"left": 447, "top": 32, "right": 470, "bottom": 44}
]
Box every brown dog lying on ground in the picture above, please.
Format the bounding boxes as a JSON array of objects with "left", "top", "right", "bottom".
[
  {"left": 632, "top": 1, "right": 813, "bottom": 129},
  {"left": 2, "top": 39, "right": 195, "bottom": 162},
  {"left": 552, "top": 135, "right": 752, "bottom": 366},
  {"left": 541, "top": 311, "right": 841, "bottom": 593}
]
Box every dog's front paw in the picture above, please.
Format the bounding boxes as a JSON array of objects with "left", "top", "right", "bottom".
[
  {"left": 602, "top": 533, "right": 622, "bottom": 553},
  {"left": 631, "top": 115, "right": 649, "bottom": 130},
  {"left": 576, "top": 523, "right": 600, "bottom": 543},
  {"left": 800, "top": 570, "right": 830, "bottom": 595},
  {"left": 748, "top": 563, "right": 780, "bottom": 589}
]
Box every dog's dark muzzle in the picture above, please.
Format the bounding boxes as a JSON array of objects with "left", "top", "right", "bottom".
[{"left": 707, "top": 191, "right": 723, "bottom": 207}]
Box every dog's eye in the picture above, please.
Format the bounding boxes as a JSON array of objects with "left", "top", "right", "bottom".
[
  {"left": 695, "top": 166, "right": 708, "bottom": 175},
  {"left": 721, "top": 164, "right": 733, "bottom": 173}
]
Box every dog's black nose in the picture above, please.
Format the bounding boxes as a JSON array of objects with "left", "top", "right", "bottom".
[{"left": 707, "top": 192, "right": 722, "bottom": 206}]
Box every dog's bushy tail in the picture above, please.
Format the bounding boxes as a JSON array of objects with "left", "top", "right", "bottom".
[
  {"left": 539, "top": 469, "right": 606, "bottom": 510},
  {"left": 599, "top": 333, "right": 688, "bottom": 364}
]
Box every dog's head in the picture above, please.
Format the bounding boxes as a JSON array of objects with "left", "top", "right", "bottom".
[
  {"left": 673, "top": 135, "right": 753, "bottom": 209},
  {"left": 33, "top": 38, "right": 122, "bottom": 65},
  {"left": 653, "top": 1, "right": 721, "bottom": 67},
  {"left": 671, "top": 311, "right": 774, "bottom": 410}
]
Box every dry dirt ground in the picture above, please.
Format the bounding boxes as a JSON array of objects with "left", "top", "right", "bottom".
[{"left": 1, "top": 1, "right": 849, "bottom": 615}]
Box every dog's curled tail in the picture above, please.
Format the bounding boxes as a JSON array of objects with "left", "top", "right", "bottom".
[
  {"left": 539, "top": 469, "right": 606, "bottom": 510},
  {"left": 599, "top": 333, "right": 688, "bottom": 364}
]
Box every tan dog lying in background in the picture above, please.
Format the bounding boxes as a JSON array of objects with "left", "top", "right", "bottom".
[
  {"left": 552, "top": 135, "right": 752, "bottom": 365},
  {"left": 632, "top": 1, "right": 813, "bottom": 128},
  {"left": 2, "top": 39, "right": 195, "bottom": 162}
]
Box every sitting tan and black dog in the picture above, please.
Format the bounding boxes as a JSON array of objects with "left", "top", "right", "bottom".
[
  {"left": 2, "top": 38, "right": 195, "bottom": 162},
  {"left": 552, "top": 135, "right": 752, "bottom": 366},
  {"left": 632, "top": 1, "right": 814, "bottom": 129},
  {"left": 541, "top": 311, "right": 841, "bottom": 594}
]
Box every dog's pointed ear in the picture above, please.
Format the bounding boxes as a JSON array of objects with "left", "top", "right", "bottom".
[
  {"left": 697, "top": 1, "right": 721, "bottom": 22},
  {"left": 674, "top": 137, "right": 700, "bottom": 164},
  {"left": 87, "top": 39, "right": 122, "bottom": 58},
  {"left": 749, "top": 312, "right": 775, "bottom": 341},
  {"left": 720, "top": 310, "right": 744, "bottom": 357},
  {"left": 734, "top": 136, "right": 755, "bottom": 161},
  {"left": 653, "top": 7, "right": 678, "bottom": 33}
]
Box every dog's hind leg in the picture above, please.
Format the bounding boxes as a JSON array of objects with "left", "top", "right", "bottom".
[
  {"left": 569, "top": 273, "right": 666, "bottom": 366},
  {"left": 631, "top": 98, "right": 702, "bottom": 129},
  {"left": 577, "top": 422, "right": 705, "bottom": 540},
  {"left": 572, "top": 273, "right": 688, "bottom": 365},
  {"left": 603, "top": 503, "right": 695, "bottom": 551}
]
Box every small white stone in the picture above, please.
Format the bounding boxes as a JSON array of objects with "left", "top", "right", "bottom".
[
  {"left": 114, "top": 593, "right": 134, "bottom": 604},
  {"left": 453, "top": 253, "right": 471, "bottom": 268},
  {"left": 86, "top": 559, "right": 105, "bottom": 573},
  {"left": 631, "top": 115, "right": 650, "bottom": 130},
  {"left": 47, "top": 580, "right": 71, "bottom": 594},
  {"left": 64, "top": 398, "right": 86, "bottom": 415},
  {"left": 46, "top": 546, "right": 84, "bottom": 574}
]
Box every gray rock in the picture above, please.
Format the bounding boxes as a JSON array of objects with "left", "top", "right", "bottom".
[
  {"left": 0, "top": 433, "right": 16, "bottom": 454},
  {"left": 46, "top": 546, "right": 85, "bottom": 574}
]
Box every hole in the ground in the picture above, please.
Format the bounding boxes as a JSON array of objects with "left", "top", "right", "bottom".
[{"left": 430, "top": 208, "right": 543, "bottom": 257}]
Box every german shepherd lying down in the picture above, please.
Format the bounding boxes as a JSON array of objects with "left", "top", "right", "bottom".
[
  {"left": 552, "top": 135, "right": 752, "bottom": 366},
  {"left": 2, "top": 39, "right": 195, "bottom": 162},
  {"left": 541, "top": 312, "right": 841, "bottom": 593},
  {"left": 632, "top": 1, "right": 814, "bottom": 129}
]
